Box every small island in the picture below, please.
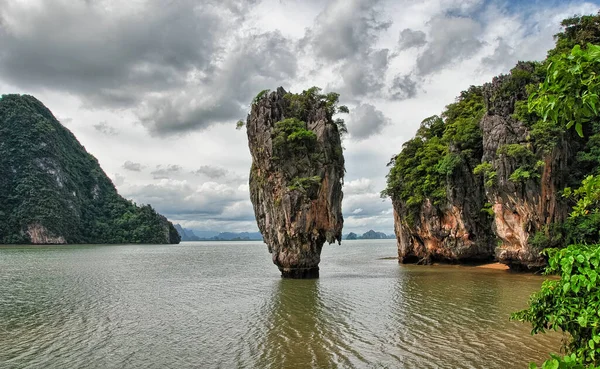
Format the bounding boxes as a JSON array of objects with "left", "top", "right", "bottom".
[{"left": 241, "top": 87, "right": 347, "bottom": 278}]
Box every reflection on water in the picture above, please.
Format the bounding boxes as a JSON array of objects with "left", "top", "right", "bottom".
[
  {"left": 0, "top": 241, "right": 562, "bottom": 368},
  {"left": 254, "top": 279, "right": 362, "bottom": 369}
]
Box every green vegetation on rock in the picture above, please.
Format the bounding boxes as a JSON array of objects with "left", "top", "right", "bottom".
[
  {"left": 0, "top": 94, "right": 180, "bottom": 244},
  {"left": 382, "top": 86, "right": 485, "bottom": 215}
]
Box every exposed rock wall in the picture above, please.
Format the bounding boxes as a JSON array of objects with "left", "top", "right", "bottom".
[
  {"left": 390, "top": 62, "right": 572, "bottom": 270},
  {"left": 246, "top": 87, "right": 344, "bottom": 278},
  {"left": 481, "top": 63, "right": 570, "bottom": 270},
  {"left": 392, "top": 157, "right": 494, "bottom": 264}
]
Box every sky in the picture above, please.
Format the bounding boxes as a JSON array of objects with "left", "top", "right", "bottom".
[{"left": 0, "top": 0, "right": 598, "bottom": 235}]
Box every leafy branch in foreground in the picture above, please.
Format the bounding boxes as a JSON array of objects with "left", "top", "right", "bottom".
[
  {"left": 528, "top": 44, "right": 600, "bottom": 137},
  {"left": 511, "top": 244, "right": 600, "bottom": 367}
]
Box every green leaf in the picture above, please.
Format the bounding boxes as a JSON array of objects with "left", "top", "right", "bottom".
[{"left": 575, "top": 122, "right": 583, "bottom": 137}]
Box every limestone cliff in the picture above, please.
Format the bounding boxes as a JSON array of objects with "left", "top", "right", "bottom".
[
  {"left": 0, "top": 94, "right": 180, "bottom": 245},
  {"left": 387, "top": 87, "right": 495, "bottom": 265},
  {"left": 245, "top": 87, "right": 345, "bottom": 278},
  {"left": 385, "top": 14, "right": 600, "bottom": 270},
  {"left": 480, "top": 62, "right": 572, "bottom": 270}
]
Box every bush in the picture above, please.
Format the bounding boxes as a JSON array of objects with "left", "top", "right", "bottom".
[{"left": 512, "top": 244, "right": 600, "bottom": 367}]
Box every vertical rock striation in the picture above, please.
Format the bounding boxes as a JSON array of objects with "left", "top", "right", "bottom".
[
  {"left": 481, "top": 62, "right": 571, "bottom": 270},
  {"left": 246, "top": 87, "right": 345, "bottom": 278}
]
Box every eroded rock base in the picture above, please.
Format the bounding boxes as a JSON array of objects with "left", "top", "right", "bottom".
[{"left": 279, "top": 267, "right": 320, "bottom": 279}]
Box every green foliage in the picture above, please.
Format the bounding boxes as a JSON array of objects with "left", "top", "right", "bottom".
[
  {"left": 236, "top": 120, "right": 245, "bottom": 130},
  {"left": 561, "top": 175, "right": 600, "bottom": 245},
  {"left": 529, "top": 224, "right": 566, "bottom": 251},
  {"left": 272, "top": 118, "right": 317, "bottom": 162},
  {"left": 481, "top": 202, "right": 494, "bottom": 216},
  {"left": 497, "top": 144, "right": 543, "bottom": 183},
  {"left": 282, "top": 86, "right": 349, "bottom": 137},
  {"left": 253, "top": 89, "right": 270, "bottom": 105},
  {"left": 551, "top": 13, "right": 600, "bottom": 57},
  {"left": 0, "top": 95, "right": 179, "bottom": 245},
  {"left": 530, "top": 353, "right": 598, "bottom": 369},
  {"left": 512, "top": 244, "right": 600, "bottom": 367},
  {"left": 473, "top": 161, "right": 497, "bottom": 187},
  {"left": 288, "top": 176, "right": 322, "bottom": 192},
  {"left": 383, "top": 86, "right": 485, "bottom": 216},
  {"left": 528, "top": 44, "right": 600, "bottom": 137}
]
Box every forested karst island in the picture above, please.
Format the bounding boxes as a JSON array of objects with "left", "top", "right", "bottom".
[
  {"left": 241, "top": 87, "right": 346, "bottom": 278},
  {"left": 383, "top": 13, "right": 600, "bottom": 271},
  {"left": 0, "top": 95, "right": 180, "bottom": 244}
]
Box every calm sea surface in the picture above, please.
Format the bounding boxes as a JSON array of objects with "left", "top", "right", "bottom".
[{"left": 0, "top": 240, "right": 561, "bottom": 368}]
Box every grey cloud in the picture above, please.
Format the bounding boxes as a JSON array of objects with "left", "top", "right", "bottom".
[
  {"left": 122, "top": 180, "right": 252, "bottom": 221},
  {"left": 344, "top": 178, "right": 374, "bottom": 195},
  {"left": 398, "top": 29, "right": 427, "bottom": 50},
  {"left": 349, "top": 103, "right": 390, "bottom": 140},
  {"left": 303, "top": 0, "right": 391, "bottom": 62},
  {"left": 482, "top": 38, "right": 515, "bottom": 69},
  {"left": 193, "top": 165, "right": 228, "bottom": 179},
  {"left": 0, "top": 1, "right": 223, "bottom": 107},
  {"left": 304, "top": 0, "right": 392, "bottom": 99},
  {"left": 122, "top": 161, "right": 144, "bottom": 172},
  {"left": 339, "top": 48, "right": 389, "bottom": 98},
  {"left": 0, "top": 0, "right": 290, "bottom": 136},
  {"left": 389, "top": 74, "right": 418, "bottom": 100},
  {"left": 137, "top": 30, "right": 297, "bottom": 135},
  {"left": 416, "top": 16, "right": 484, "bottom": 76},
  {"left": 93, "top": 122, "right": 118, "bottom": 136},
  {"left": 112, "top": 173, "right": 125, "bottom": 186},
  {"left": 151, "top": 164, "right": 182, "bottom": 179}
]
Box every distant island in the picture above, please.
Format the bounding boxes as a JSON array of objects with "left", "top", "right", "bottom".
[
  {"left": 175, "top": 224, "right": 263, "bottom": 242},
  {"left": 175, "top": 225, "right": 394, "bottom": 242},
  {"left": 344, "top": 230, "right": 395, "bottom": 240}
]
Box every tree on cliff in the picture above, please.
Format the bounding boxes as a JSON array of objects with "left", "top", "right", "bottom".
[{"left": 512, "top": 26, "right": 600, "bottom": 369}]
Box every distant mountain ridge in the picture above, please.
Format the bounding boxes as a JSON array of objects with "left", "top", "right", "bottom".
[
  {"left": 174, "top": 225, "right": 263, "bottom": 241},
  {"left": 344, "top": 230, "right": 395, "bottom": 240}
]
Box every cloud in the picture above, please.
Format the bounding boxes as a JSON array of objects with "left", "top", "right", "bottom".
[
  {"left": 389, "top": 74, "right": 418, "bottom": 100},
  {"left": 151, "top": 164, "right": 182, "bottom": 179},
  {"left": 122, "top": 179, "right": 252, "bottom": 221},
  {"left": 0, "top": 1, "right": 224, "bottom": 106},
  {"left": 398, "top": 28, "right": 427, "bottom": 50},
  {"left": 136, "top": 30, "right": 297, "bottom": 134},
  {"left": 481, "top": 37, "right": 515, "bottom": 69},
  {"left": 338, "top": 48, "right": 389, "bottom": 99},
  {"left": 344, "top": 178, "right": 374, "bottom": 195},
  {"left": 303, "top": 0, "right": 392, "bottom": 99},
  {"left": 112, "top": 173, "right": 125, "bottom": 186},
  {"left": 302, "top": 0, "right": 391, "bottom": 62},
  {"left": 193, "top": 165, "right": 228, "bottom": 179},
  {"left": 348, "top": 103, "right": 390, "bottom": 140},
  {"left": 0, "top": 0, "right": 296, "bottom": 135},
  {"left": 122, "top": 161, "right": 144, "bottom": 172},
  {"left": 93, "top": 122, "right": 118, "bottom": 136},
  {"left": 416, "top": 16, "right": 484, "bottom": 76}
]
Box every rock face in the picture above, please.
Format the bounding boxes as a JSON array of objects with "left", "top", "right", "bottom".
[
  {"left": 0, "top": 94, "right": 180, "bottom": 245},
  {"left": 387, "top": 62, "right": 576, "bottom": 270},
  {"left": 480, "top": 63, "right": 571, "bottom": 270},
  {"left": 392, "top": 160, "right": 495, "bottom": 264},
  {"left": 246, "top": 87, "right": 344, "bottom": 278}
]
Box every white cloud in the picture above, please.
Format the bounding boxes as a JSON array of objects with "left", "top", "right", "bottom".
[{"left": 1, "top": 0, "right": 597, "bottom": 234}]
